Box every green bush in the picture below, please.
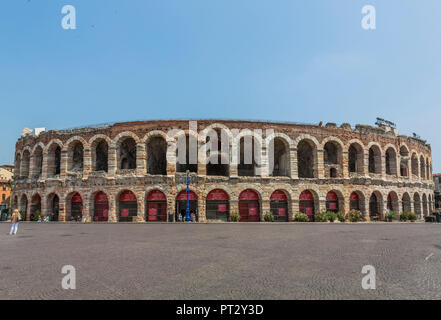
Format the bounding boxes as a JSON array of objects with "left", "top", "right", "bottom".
[
  {"left": 19, "top": 210, "right": 25, "bottom": 221},
  {"left": 408, "top": 212, "right": 418, "bottom": 221},
  {"left": 315, "top": 210, "right": 329, "bottom": 222},
  {"left": 386, "top": 211, "right": 396, "bottom": 221},
  {"left": 33, "top": 209, "right": 41, "bottom": 221},
  {"left": 348, "top": 210, "right": 362, "bottom": 222},
  {"left": 229, "top": 211, "right": 240, "bottom": 222},
  {"left": 264, "top": 212, "right": 275, "bottom": 222},
  {"left": 326, "top": 211, "right": 337, "bottom": 222},
  {"left": 294, "top": 212, "right": 309, "bottom": 222},
  {"left": 336, "top": 211, "right": 346, "bottom": 222},
  {"left": 400, "top": 211, "right": 409, "bottom": 222}
]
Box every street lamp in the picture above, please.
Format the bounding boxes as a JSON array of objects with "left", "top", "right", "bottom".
[{"left": 185, "top": 170, "right": 191, "bottom": 222}]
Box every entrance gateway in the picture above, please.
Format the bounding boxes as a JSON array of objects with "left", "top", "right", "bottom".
[
  {"left": 175, "top": 190, "right": 198, "bottom": 221},
  {"left": 206, "top": 189, "right": 229, "bottom": 221}
]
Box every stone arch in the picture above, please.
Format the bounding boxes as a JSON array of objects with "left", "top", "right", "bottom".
[
  {"left": 31, "top": 144, "right": 44, "bottom": 178},
  {"left": 349, "top": 190, "right": 366, "bottom": 215},
  {"left": 322, "top": 137, "right": 344, "bottom": 178},
  {"left": 21, "top": 148, "right": 31, "bottom": 178},
  {"left": 368, "top": 143, "right": 382, "bottom": 175},
  {"left": 65, "top": 138, "right": 87, "bottom": 173},
  {"left": 115, "top": 189, "right": 139, "bottom": 222},
  {"left": 325, "top": 189, "right": 345, "bottom": 213},
  {"left": 369, "top": 191, "right": 383, "bottom": 219},
  {"left": 115, "top": 134, "right": 138, "bottom": 170},
  {"left": 46, "top": 140, "right": 62, "bottom": 177},
  {"left": 402, "top": 192, "right": 411, "bottom": 213},
  {"left": 414, "top": 192, "right": 422, "bottom": 218},
  {"left": 46, "top": 192, "right": 60, "bottom": 221},
  {"left": 296, "top": 138, "right": 318, "bottom": 178},
  {"left": 347, "top": 141, "right": 364, "bottom": 174},
  {"left": 174, "top": 131, "right": 199, "bottom": 174},
  {"left": 267, "top": 134, "right": 291, "bottom": 177},
  {"left": 385, "top": 146, "right": 397, "bottom": 176},
  {"left": 386, "top": 191, "right": 399, "bottom": 214},
  {"left": 399, "top": 145, "right": 410, "bottom": 177},
  {"left": 89, "top": 189, "right": 110, "bottom": 222},
  {"left": 65, "top": 191, "right": 85, "bottom": 221},
  {"left": 145, "top": 133, "right": 168, "bottom": 175},
  {"left": 411, "top": 152, "right": 419, "bottom": 177},
  {"left": 19, "top": 194, "right": 28, "bottom": 217},
  {"left": 30, "top": 193, "right": 42, "bottom": 220}
]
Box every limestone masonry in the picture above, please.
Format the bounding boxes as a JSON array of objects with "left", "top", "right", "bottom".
[{"left": 12, "top": 120, "right": 434, "bottom": 222}]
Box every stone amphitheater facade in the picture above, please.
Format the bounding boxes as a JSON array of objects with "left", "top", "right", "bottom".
[{"left": 12, "top": 120, "right": 435, "bottom": 222}]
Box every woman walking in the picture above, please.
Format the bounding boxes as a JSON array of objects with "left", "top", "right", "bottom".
[{"left": 9, "top": 209, "right": 21, "bottom": 235}]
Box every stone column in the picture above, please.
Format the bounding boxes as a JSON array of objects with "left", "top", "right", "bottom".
[
  {"left": 108, "top": 146, "right": 117, "bottom": 177},
  {"left": 290, "top": 148, "right": 298, "bottom": 179},
  {"left": 137, "top": 195, "right": 145, "bottom": 222},
  {"left": 108, "top": 195, "right": 117, "bottom": 223},
  {"left": 166, "top": 141, "right": 177, "bottom": 176},
  {"left": 168, "top": 195, "right": 176, "bottom": 222},
  {"left": 380, "top": 155, "right": 386, "bottom": 180},
  {"left": 230, "top": 200, "right": 239, "bottom": 221},
  {"left": 83, "top": 147, "right": 92, "bottom": 175},
  {"left": 259, "top": 147, "right": 269, "bottom": 177},
  {"left": 261, "top": 199, "right": 270, "bottom": 221},
  {"left": 342, "top": 151, "right": 349, "bottom": 179},
  {"left": 363, "top": 197, "right": 370, "bottom": 221},
  {"left": 60, "top": 149, "right": 68, "bottom": 178},
  {"left": 316, "top": 150, "right": 324, "bottom": 179},
  {"left": 363, "top": 150, "right": 369, "bottom": 177},
  {"left": 198, "top": 199, "right": 206, "bottom": 222},
  {"left": 291, "top": 200, "right": 299, "bottom": 221},
  {"left": 136, "top": 143, "right": 146, "bottom": 175},
  {"left": 42, "top": 151, "right": 49, "bottom": 179},
  {"left": 58, "top": 197, "right": 66, "bottom": 222}
]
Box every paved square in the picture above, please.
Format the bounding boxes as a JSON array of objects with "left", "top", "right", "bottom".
[{"left": 1, "top": 222, "right": 440, "bottom": 299}]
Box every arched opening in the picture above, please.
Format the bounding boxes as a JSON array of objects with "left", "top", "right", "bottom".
[
  {"left": 147, "top": 137, "right": 167, "bottom": 175},
  {"left": 420, "top": 156, "right": 425, "bottom": 180},
  {"left": 69, "top": 193, "right": 83, "bottom": 221},
  {"left": 299, "top": 190, "right": 315, "bottom": 222},
  {"left": 426, "top": 159, "right": 430, "bottom": 180},
  {"left": 324, "top": 141, "right": 342, "bottom": 178},
  {"left": 269, "top": 138, "right": 289, "bottom": 177},
  {"left": 206, "top": 129, "right": 229, "bottom": 177},
  {"left": 350, "top": 192, "right": 360, "bottom": 211},
  {"left": 30, "top": 194, "right": 41, "bottom": 221},
  {"left": 48, "top": 144, "right": 61, "bottom": 177},
  {"left": 176, "top": 190, "right": 198, "bottom": 221},
  {"left": 47, "top": 193, "right": 59, "bottom": 221},
  {"left": 414, "top": 193, "right": 421, "bottom": 218},
  {"left": 385, "top": 148, "right": 397, "bottom": 176},
  {"left": 19, "top": 194, "right": 28, "bottom": 220},
  {"left": 94, "top": 192, "right": 109, "bottom": 222},
  {"left": 93, "top": 140, "right": 108, "bottom": 172},
  {"left": 118, "top": 137, "right": 137, "bottom": 170},
  {"left": 326, "top": 191, "right": 339, "bottom": 213},
  {"left": 270, "top": 190, "right": 288, "bottom": 222},
  {"left": 238, "top": 136, "right": 261, "bottom": 177},
  {"left": 348, "top": 143, "right": 364, "bottom": 174},
  {"left": 369, "top": 192, "right": 382, "bottom": 220},
  {"left": 206, "top": 189, "right": 229, "bottom": 221},
  {"left": 118, "top": 190, "right": 138, "bottom": 222},
  {"left": 176, "top": 135, "right": 198, "bottom": 173},
  {"left": 297, "top": 140, "right": 315, "bottom": 178},
  {"left": 32, "top": 146, "right": 43, "bottom": 178},
  {"left": 68, "top": 141, "right": 84, "bottom": 172},
  {"left": 422, "top": 194, "right": 428, "bottom": 217},
  {"left": 402, "top": 193, "right": 411, "bottom": 213},
  {"left": 368, "top": 145, "right": 381, "bottom": 175},
  {"left": 239, "top": 189, "right": 260, "bottom": 222},
  {"left": 411, "top": 153, "right": 418, "bottom": 178},
  {"left": 387, "top": 192, "right": 399, "bottom": 214},
  {"left": 15, "top": 153, "right": 21, "bottom": 178},
  {"left": 21, "top": 150, "right": 30, "bottom": 178},
  {"left": 399, "top": 146, "right": 409, "bottom": 177},
  {"left": 146, "top": 190, "right": 167, "bottom": 221}
]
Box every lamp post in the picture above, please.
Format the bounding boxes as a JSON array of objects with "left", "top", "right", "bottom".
[{"left": 185, "top": 170, "right": 191, "bottom": 222}]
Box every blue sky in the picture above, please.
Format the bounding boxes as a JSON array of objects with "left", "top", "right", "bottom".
[{"left": 1, "top": 1, "right": 440, "bottom": 170}]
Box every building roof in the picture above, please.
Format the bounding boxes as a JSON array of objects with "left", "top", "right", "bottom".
[{"left": 0, "top": 167, "right": 13, "bottom": 181}]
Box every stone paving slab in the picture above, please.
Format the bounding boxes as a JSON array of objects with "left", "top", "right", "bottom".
[{"left": 1, "top": 223, "right": 440, "bottom": 300}]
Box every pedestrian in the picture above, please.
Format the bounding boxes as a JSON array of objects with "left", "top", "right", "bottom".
[
  {"left": 191, "top": 211, "right": 195, "bottom": 222},
  {"left": 178, "top": 212, "right": 182, "bottom": 222},
  {"left": 8, "top": 209, "right": 21, "bottom": 235}
]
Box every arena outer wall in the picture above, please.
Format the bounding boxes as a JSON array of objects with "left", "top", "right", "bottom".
[{"left": 12, "top": 120, "right": 435, "bottom": 222}]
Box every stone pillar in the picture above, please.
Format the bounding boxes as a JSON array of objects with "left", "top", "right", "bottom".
[
  {"left": 108, "top": 195, "right": 117, "bottom": 223},
  {"left": 259, "top": 147, "right": 269, "bottom": 177},
  {"left": 363, "top": 197, "right": 370, "bottom": 221},
  {"left": 83, "top": 148, "right": 92, "bottom": 175},
  {"left": 29, "top": 155, "right": 35, "bottom": 179},
  {"left": 168, "top": 195, "right": 176, "bottom": 222},
  {"left": 83, "top": 195, "right": 91, "bottom": 221},
  {"left": 108, "top": 146, "right": 117, "bottom": 177},
  {"left": 230, "top": 200, "right": 239, "bottom": 220},
  {"left": 380, "top": 155, "right": 386, "bottom": 180},
  {"left": 58, "top": 198, "right": 66, "bottom": 222},
  {"left": 290, "top": 148, "right": 298, "bottom": 179},
  {"left": 137, "top": 195, "right": 145, "bottom": 222},
  {"left": 198, "top": 199, "right": 206, "bottom": 222},
  {"left": 42, "top": 151, "right": 49, "bottom": 179},
  {"left": 136, "top": 143, "right": 146, "bottom": 175},
  {"left": 316, "top": 150, "right": 324, "bottom": 179},
  {"left": 26, "top": 201, "right": 31, "bottom": 221},
  {"left": 60, "top": 149, "right": 68, "bottom": 178},
  {"left": 261, "top": 199, "right": 270, "bottom": 221},
  {"left": 344, "top": 196, "right": 351, "bottom": 215},
  {"left": 41, "top": 196, "right": 48, "bottom": 218},
  {"left": 342, "top": 151, "right": 349, "bottom": 179},
  {"left": 363, "top": 150, "right": 369, "bottom": 177},
  {"left": 166, "top": 141, "right": 177, "bottom": 176}
]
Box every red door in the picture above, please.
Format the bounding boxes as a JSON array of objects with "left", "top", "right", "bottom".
[{"left": 239, "top": 189, "right": 260, "bottom": 222}]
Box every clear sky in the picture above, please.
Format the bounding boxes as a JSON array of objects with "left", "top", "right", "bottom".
[{"left": 1, "top": 1, "right": 440, "bottom": 170}]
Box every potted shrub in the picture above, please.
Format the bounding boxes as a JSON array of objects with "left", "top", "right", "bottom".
[
  {"left": 327, "top": 211, "right": 337, "bottom": 222},
  {"left": 400, "top": 211, "right": 409, "bottom": 222},
  {"left": 386, "top": 211, "right": 395, "bottom": 222},
  {"left": 336, "top": 211, "right": 346, "bottom": 222},
  {"left": 408, "top": 212, "right": 417, "bottom": 222},
  {"left": 264, "top": 212, "right": 275, "bottom": 222},
  {"left": 229, "top": 211, "right": 240, "bottom": 222},
  {"left": 348, "top": 210, "right": 362, "bottom": 222},
  {"left": 314, "top": 210, "right": 329, "bottom": 222},
  {"left": 294, "top": 212, "right": 309, "bottom": 222}
]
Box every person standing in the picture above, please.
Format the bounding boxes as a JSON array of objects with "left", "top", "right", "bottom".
[{"left": 9, "top": 209, "right": 21, "bottom": 235}]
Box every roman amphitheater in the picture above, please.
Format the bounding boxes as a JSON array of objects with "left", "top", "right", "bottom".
[{"left": 12, "top": 120, "right": 434, "bottom": 223}]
